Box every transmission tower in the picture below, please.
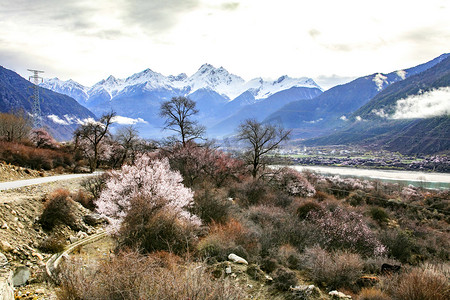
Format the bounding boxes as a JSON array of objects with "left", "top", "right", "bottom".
[{"left": 28, "top": 69, "right": 44, "bottom": 128}]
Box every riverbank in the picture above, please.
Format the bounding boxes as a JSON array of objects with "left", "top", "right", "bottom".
[{"left": 288, "top": 165, "right": 450, "bottom": 190}]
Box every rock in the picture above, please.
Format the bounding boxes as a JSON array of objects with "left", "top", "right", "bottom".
[
  {"left": 31, "top": 252, "right": 44, "bottom": 261},
  {"left": 329, "top": 290, "right": 352, "bottom": 299},
  {"left": 1, "top": 221, "right": 8, "bottom": 229},
  {"left": 12, "top": 266, "right": 31, "bottom": 286},
  {"left": 0, "top": 252, "right": 8, "bottom": 267},
  {"left": 228, "top": 253, "right": 248, "bottom": 265},
  {"left": 83, "top": 214, "right": 106, "bottom": 226},
  {"left": 225, "top": 266, "right": 232, "bottom": 274},
  {"left": 77, "top": 231, "right": 88, "bottom": 239},
  {"left": 0, "top": 240, "right": 14, "bottom": 252},
  {"left": 35, "top": 288, "right": 45, "bottom": 294},
  {"left": 291, "top": 285, "right": 320, "bottom": 298},
  {"left": 69, "top": 235, "right": 78, "bottom": 243}
]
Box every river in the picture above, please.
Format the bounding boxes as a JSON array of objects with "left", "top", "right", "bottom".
[{"left": 286, "top": 165, "right": 450, "bottom": 190}]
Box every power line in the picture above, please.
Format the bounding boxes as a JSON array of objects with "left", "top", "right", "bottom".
[{"left": 28, "top": 69, "right": 44, "bottom": 128}]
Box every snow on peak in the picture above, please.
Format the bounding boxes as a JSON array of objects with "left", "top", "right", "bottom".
[
  {"left": 186, "top": 64, "right": 246, "bottom": 99},
  {"left": 373, "top": 73, "right": 388, "bottom": 91},
  {"left": 44, "top": 64, "right": 322, "bottom": 103},
  {"left": 243, "top": 75, "right": 322, "bottom": 100},
  {"left": 40, "top": 77, "right": 89, "bottom": 103}
]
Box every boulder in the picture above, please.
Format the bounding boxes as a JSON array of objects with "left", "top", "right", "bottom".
[
  {"left": 228, "top": 253, "right": 248, "bottom": 265},
  {"left": 83, "top": 214, "right": 106, "bottom": 226},
  {"left": 12, "top": 266, "right": 31, "bottom": 286},
  {"left": 291, "top": 285, "right": 320, "bottom": 299},
  {"left": 0, "top": 241, "right": 13, "bottom": 252},
  {"left": 329, "top": 290, "right": 352, "bottom": 299},
  {"left": 77, "top": 231, "right": 88, "bottom": 239}
]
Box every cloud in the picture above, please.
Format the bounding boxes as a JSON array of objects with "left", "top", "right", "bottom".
[
  {"left": 221, "top": 2, "right": 240, "bottom": 11},
  {"left": 314, "top": 74, "right": 357, "bottom": 90},
  {"left": 47, "top": 114, "right": 70, "bottom": 125},
  {"left": 391, "top": 87, "right": 450, "bottom": 119},
  {"left": 112, "top": 116, "right": 148, "bottom": 125},
  {"left": 122, "top": 0, "right": 200, "bottom": 34}
]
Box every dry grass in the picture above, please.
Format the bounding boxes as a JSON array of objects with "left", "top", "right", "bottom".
[
  {"left": 357, "top": 288, "right": 390, "bottom": 300},
  {"left": 384, "top": 264, "right": 450, "bottom": 300},
  {"left": 57, "top": 251, "right": 247, "bottom": 300}
]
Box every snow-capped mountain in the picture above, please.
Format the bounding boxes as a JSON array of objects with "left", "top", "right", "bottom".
[
  {"left": 41, "top": 77, "right": 89, "bottom": 103},
  {"left": 41, "top": 64, "right": 321, "bottom": 104},
  {"left": 40, "top": 64, "right": 323, "bottom": 138}
]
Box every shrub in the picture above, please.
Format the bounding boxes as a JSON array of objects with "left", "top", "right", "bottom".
[
  {"left": 272, "top": 267, "right": 298, "bottom": 291},
  {"left": 191, "top": 188, "right": 231, "bottom": 224},
  {"left": 57, "top": 251, "right": 247, "bottom": 300},
  {"left": 273, "top": 167, "right": 316, "bottom": 197},
  {"left": 247, "top": 205, "right": 300, "bottom": 256},
  {"left": 300, "top": 246, "right": 364, "bottom": 290},
  {"left": 347, "top": 190, "right": 366, "bottom": 206},
  {"left": 197, "top": 219, "right": 259, "bottom": 261},
  {"left": 236, "top": 179, "right": 274, "bottom": 207},
  {"left": 40, "top": 189, "right": 77, "bottom": 230},
  {"left": 95, "top": 155, "right": 200, "bottom": 233},
  {"left": 80, "top": 173, "right": 110, "bottom": 200},
  {"left": 0, "top": 141, "right": 72, "bottom": 170},
  {"left": 72, "top": 189, "right": 95, "bottom": 210},
  {"left": 261, "top": 257, "right": 278, "bottom": 273},
  {"left": 276, "top": 244, "right": 301, "bottom": 269},
  {"left": 118, "top": 195, "right": 199, "bottom": 255},
  {"left": 303, "top": 206, "right": 386, "bottom": 256},
  {"left": 296, "top": 201, "right": 322, "bottom": 220},
  {"left": 387, "top": 264, "right": 450, "bottom": 300},
  {"left": 380, "top": 229, "right": 415, "bottom": 263},
  {"left": 38, "top": 234, "right": 66, "bottom": 253},
  {"left": 369, "top": 207, "right": 389, "bottom": 225},
  {"left": 164, "top": 142, "right": 244, "bottom": 188},
  {"left": 358, "top": 288, "right": 390, "bottom": 300}
]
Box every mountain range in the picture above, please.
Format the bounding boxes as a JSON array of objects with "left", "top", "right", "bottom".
[
  {"left": 1, "top": 52, "right": 449, "bottom": 155},
  {"left": 40, "top": 64, "right": 323, "bottom": 138}
]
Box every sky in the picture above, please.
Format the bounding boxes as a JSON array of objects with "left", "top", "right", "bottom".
[{"left": 0, "top": 0, "right": 449, "bottom": 90}]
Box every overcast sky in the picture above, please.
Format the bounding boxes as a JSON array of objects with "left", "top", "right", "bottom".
[{"left": 0, "top": 0, "right": 449, "bottom": 90}]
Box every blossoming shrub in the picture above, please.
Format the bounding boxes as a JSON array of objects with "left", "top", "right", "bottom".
[
  {"left": 95, "top": 154, "right": 201, "bottom": 253},
  {"left": 273, "top": 167, "right": 315, "bottom": 197},
  {"left": 96, "top": 154, "right": 199, "bottom": 233},
  {"left": 303, "top": 206, "right": 386, "bottom": 257}
]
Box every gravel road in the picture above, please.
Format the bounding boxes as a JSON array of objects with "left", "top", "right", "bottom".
[{"left": 0, "top": 172, "right": 102, "bottom": 191}]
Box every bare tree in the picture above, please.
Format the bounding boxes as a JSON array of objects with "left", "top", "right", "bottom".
[
  {"left": 236, "top": 119, "right": 291, "bottom": 178},
  {"left": 0, "top": 111, "right": 32, "bottom": 142},
  {"left": 159, "top": 96, "right": 205, "bottom": 146},
  {"left": 115, "top": 125, "right": 140, "bottom": 165},
  {"left": 74, "top": 112, "right": 115, "bottom": 172}
]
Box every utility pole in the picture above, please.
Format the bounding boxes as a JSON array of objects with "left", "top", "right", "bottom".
[{"left": 28, "top": 69, "right": 44, "bottom": 128}]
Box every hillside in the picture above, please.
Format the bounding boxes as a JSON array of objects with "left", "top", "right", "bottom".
[
  {"left": 264, "top": 53, "right": 450, "bottom": 139},
  {"left": 304, "top": 56, "right": 450, "bottom": 155},
  {"left": 0, "top": 66, "right": 95, "bottom": 140}
]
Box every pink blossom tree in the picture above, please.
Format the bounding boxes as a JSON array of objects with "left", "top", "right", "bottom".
[
  {"left": 95, "top": 154, "right": 200, "bottom": 233},
  {"left": 29, "top": 128, "right": 58, "bottom": 149}
]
